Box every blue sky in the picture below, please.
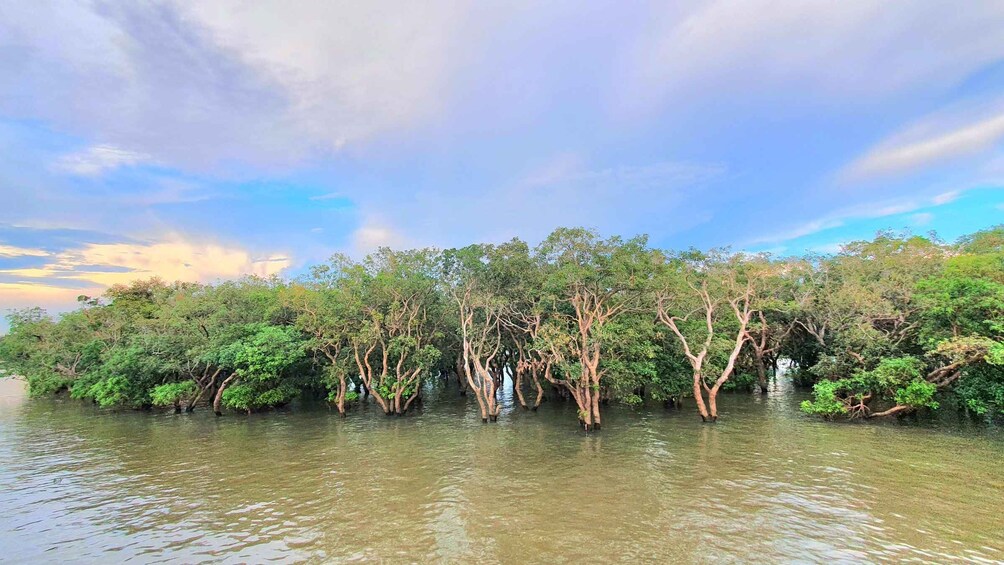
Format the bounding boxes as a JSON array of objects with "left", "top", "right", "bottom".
[{"left": 2, "top": 1, "right": 1004, "bottom": 325}]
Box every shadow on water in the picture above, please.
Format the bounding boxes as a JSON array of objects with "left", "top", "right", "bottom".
[{"left": 0, "top": 377, "right": 1002, "bottom": 563}]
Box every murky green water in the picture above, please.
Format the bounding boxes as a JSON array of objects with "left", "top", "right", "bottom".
[{"left": 1, "top": 377, "right": 1002, "bottom": 564}]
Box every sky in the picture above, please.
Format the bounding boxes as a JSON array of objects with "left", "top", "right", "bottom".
[{"left": 2, "top": 1, "right": 1004, "bottom": 327}]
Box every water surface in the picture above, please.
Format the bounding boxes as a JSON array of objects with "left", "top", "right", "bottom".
[{"left": 1, "top": 378, "right": 1002, "bottom": 563}]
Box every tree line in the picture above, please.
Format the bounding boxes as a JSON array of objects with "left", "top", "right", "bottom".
[{"left": 2, "top": 226, "right": 1003, "bottom": 429}]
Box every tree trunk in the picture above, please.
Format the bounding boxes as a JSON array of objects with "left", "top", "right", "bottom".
[
  {"left": 707, "top": 386, "right": 720, "bottom": 422},
  {"left": 464, "top": 361, "right": 489, "bottom": 422},
  {"left": 755, "top": 357, "right": 768, "bottom": 394},
  {"left": 532, "top": 369, "right": 544, "bottom": 410},
  {"left": 590, "top": 381, "right": 602, "bottom": 431},
  {"left": 575, "top": 387, "right": 592, "bottom": 431},
  {"left": 393, "top": 388, "right": 403, "bottom": 415},
  {"left": 213, "top": 374, "right": 238, "bottom": 416},
  {"left": 514, "top": 369, "right": 528, "bottom": 410},
  {"left": 484, "top": 367, "right": 499, "bottom": 420},
  {"left": 693, "top": 373, "right": 710, "bottom": 422},
  {"left": 867, "top": 404, "right": 915, "bottom": 418},
  {"left": 402, "top": 386, "right": 421, "bottom": 414},
  {"left": 188, "top": 367, "right": 220, "bottom": 412},
  {"left": 335, "top": 375, "right": 347, "bottom": 416},
  {"left": 186, "top": 385, "right": 206, "bottom": 412}
]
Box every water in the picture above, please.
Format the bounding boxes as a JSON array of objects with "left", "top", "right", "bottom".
[{"left": 1, "top": 377, "right": 1002, "bottom": 564}]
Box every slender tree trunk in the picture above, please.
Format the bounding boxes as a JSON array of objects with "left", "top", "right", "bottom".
[
  {"left": 867, "top": 404, "right": 914, "bottom": 418},
  {"left": 573, "top": 385, "right": 592, "bottom": 431},
  {"left": 455, "top": 355, "right": 468, "bottom": 397},
  {"left": 213, "top": 374, "right": 238, "bottom": 416},
  {"left": 532, "top": 368, "right": 544, "bottom": 410},
  {"left": 693, "top": 373, "right": 711, "bottom": 422},
  {"left": 590, "top": 378, "right": 602, "bottom": 431},
  {"left": 402, "top": 373, "right": 422, "bottom": 414},
  {"left": 335, "top": 375, "right": 347, "bottom": 416},
  {"left": 708, "top": 385, "right": 720, "bottom": 422},
  {"left": 755, "top": 356, "right": 768, "bottom": 394},
  {"left": 484, "top": 366, "right": 499, "bottom": 421},
  {"left": 513, "top": 369, "right": 528, "bottom": 410},
  {"left": 186, "top": 385, "right": 206, "bottom": 412},
  {"left": 188, "top": 367, "right": 220, "bottom": 412},
  {"left": 463, "top": 360, "right": 489, "bottom": 422},
  {"left": 393, "top": 387, "right": 404, "bottom": 415}
]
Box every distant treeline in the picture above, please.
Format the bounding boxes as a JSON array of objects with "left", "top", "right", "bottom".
[{"left": 2, "top": 226, "right": 1003, "bottom": 429}]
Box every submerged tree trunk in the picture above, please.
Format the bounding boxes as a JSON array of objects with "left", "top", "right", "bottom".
[
  {"left": 513, "top": 367, "right": 528, "bottom": 410},
  {"left": 213, "top": 374, "right": 238, "bottom": 416},
  {"left": 334, "top": 374, "right": 347, "bottom": 416},
  {"left": 455, "top": 355, "right": 468, "bottom": 397},
  {"left": 693, "top": 374, "right": 711, "bottom": 422},
  {"left": 464, "top": 359, "right": 500, "bottom": 423},
  {"left": 186, "top": 385, "right": 206, "bottom": 413},
  {"left": 531, "top": 366, "right": 545, "bottom": 410},
  {"left": 590, "top": 382, "right": 602, "bottom": 430},
  {"left": 708, "top": 385, "right": 720, "bottom": 422},
  {"left": 545, "top": 364, "right": 596, "bottom": 431},
  {"left": 755, "top": 357, "right": 768, "bottom": 394},
  {"left": 861, "top": 352, "right": 983, "bottom": 419},
  {"left": 185, "top": 367, "right": 220, "bottom": 413}
]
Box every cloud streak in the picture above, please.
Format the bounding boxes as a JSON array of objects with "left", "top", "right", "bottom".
[
  {"left": 0, "top": 235, "right": 291, "bottom": 310},
  {"left": 55, "top": 144, "right": 152, "bottom": 176},
  {"left": 621, "top": 2, "right": 1004, "bottom": 116},
  {"left": 846, "top": 110, "right": 1004, "bottom": 179},
  {"left": 0, "top": 245, "right": 51, "bottom": 258},
  {"left": 749, "top": 190, "right": 969, "bottom": 246}
]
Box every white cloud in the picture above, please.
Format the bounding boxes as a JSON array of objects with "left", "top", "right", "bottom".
[
  {"left": 0, "top": 245, "right": 50, "bottom": 258},
  {"left": 845, "top": 111, "right": 1004, "bottom": 179},
  {"left": 173, "top": 1, "right": 469, "bottom": 153},
  {"left": 0, "top": 236, "right": 291, "bottom": 299},
  {"left": 748, "top": 217, "right": 845, "bottom": 245},
  {"left": 524, "top": 158, "right": 726, "bottom": 191},
  {"left": 309, "top": 192, "right": 345, "bottom": 201},
  {"left": 0, "top": 1, "right": 476, "bottom": 168},
  {"left": 0, "top": 236, "right": 291, "bottom": 315},
  {"left": 351, "top": 220, "right": 407, "bottom": 254},
  {"left": 932, "top": 190, "right": 961, "bottom": 205},
  {"left": 749, "top": 183, "right": 990, "bottom": 247},
  {"left": 0, "top": 282, "right": 104, "bottom": 325},
  {"left": 55, "top": 144, "right": 152, "bottom": 176},
  {"left": 749, "top": 195, "right": 933, "bottom": 245},
  {"left": 621, "top": 2, "right": 1004, "bottom": 116}
]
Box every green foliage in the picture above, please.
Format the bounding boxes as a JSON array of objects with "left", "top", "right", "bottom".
[
  {"left": 894, "top": 379, "right": 938, "bottom": 410},
  {"left": 800, "top": 381, "right": 848, "bottom": 417},
  {"left": 3, "top": 225, "right": 1004, "bottom": 426},
  {"left": 81, "top": 375, "right": 135, "bottom": 408},
  {"left": 221, "top": 384, "right": 256, "bottom": 411},
  {"left": 213, "top": 324, "right": 308, "bottom": 412},
  {"left": 722, "top": 371, "right": 757, "bottom": 392},
  {"left": 802, "top": 357, "right": 939, "bottom": 418},
  {"left": 954, "top": 364, "right": 1004, "bottom": 417},
  {"left": 151, "top": 381, "right": 198, "bottom": 407}
]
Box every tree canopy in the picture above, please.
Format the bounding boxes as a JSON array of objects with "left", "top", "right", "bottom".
[{"left": 4, "top": 226, "right": 1004, "bottom": 428}]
